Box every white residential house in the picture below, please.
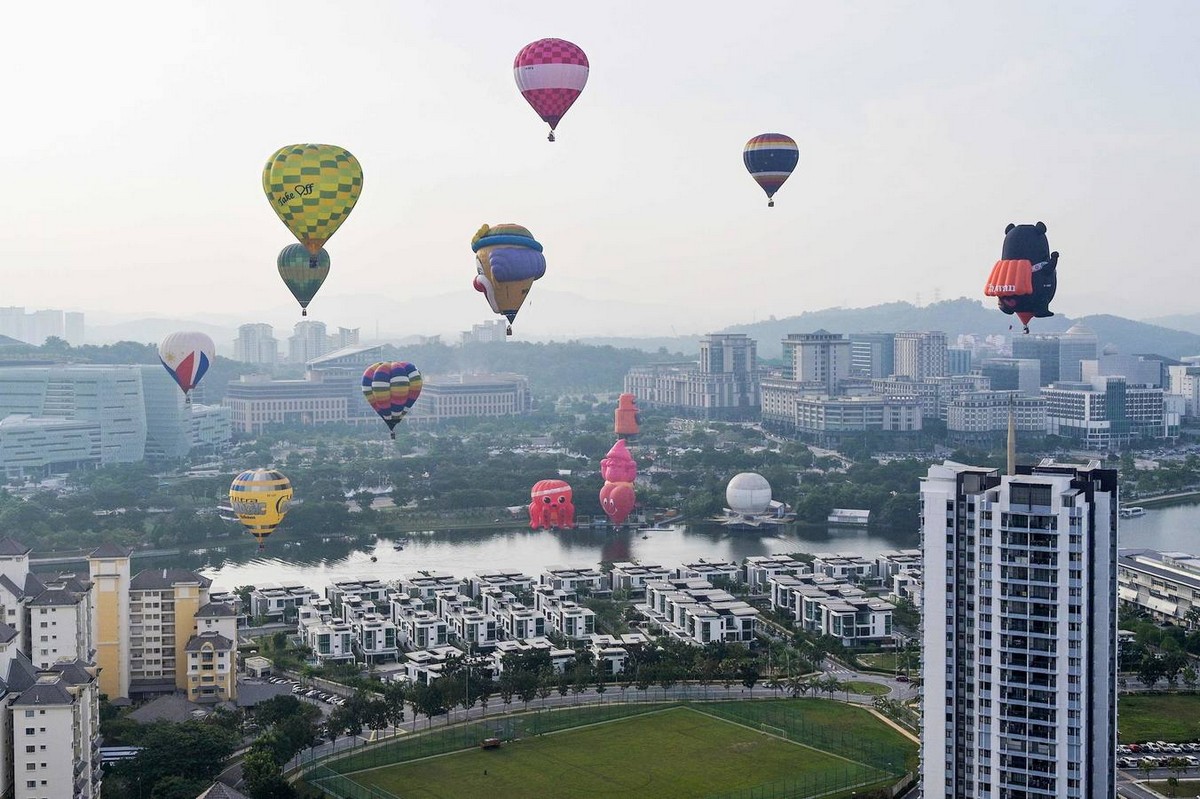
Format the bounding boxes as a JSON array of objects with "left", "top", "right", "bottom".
[
  {"left": 639, "top": 579, "right": 758, "bottom": 646},
  {"left": 811, "top": 553, "right": 876, "bottom": 583},
  {"left": 326, "top": 578, "right": 388, "bottom": 611},
  {"left": 874, "top": 549, "right": 922, "bottom": 583},
  {"left": 298, "top": 610, "right": 355, "bottom": 663},
  {"left": 742, "top": 555, "right": 810, "bottom": 594},
  {"left": 495, "top": 603, "right": 547, "bottom": 641},
  {"left": 490, "top": 638, "right": 575, "bottom": 675},
  {"left": 587, "top": 633, "right": 649, "bottom": 676},
  {"left": 356, "top": 613, "right": 400, "bottom": 662},
  {"left": 609, "top": 562, "right": 673, "bottom": 597},
  {"left": 434, "top": 592, "right": 472, "bottom": 620},
  {"left": 389, "top": 595, "right": 426, "bottom": 625},
  {"left": 540, "top": 567, "right": 607, "bottom": 595},
  {"left": 250, "top": 583, "right": 319, "bottom": 621},
  {"left": 448, "top": 607, "right": 500, "bottom": 650},
  {"left": 768, "top": 574, "right": 894, "bottom": 646},
  {"left": 544, "top": 600, "right": 596, "bottom": 641},
  {"left": 675, "top": 559, "right": 741, "bottom": 584},
  {"left": 468, "top": 571, "right": 535, "bottom": 598},
  {"left": 399, "top": 571, "right": 463, "bottom": 601},
  {"left": 399, "top": 611, "right": 449, "bottom": 651}
]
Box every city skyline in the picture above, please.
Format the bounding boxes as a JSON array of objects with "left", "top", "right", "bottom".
[{"left": 3, "top": 2, "right": 1199, "bottom": 336}]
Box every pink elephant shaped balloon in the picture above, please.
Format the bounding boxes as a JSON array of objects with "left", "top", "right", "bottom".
[{"left": 529, "top": 479, "right": 575, "bottom": 530}]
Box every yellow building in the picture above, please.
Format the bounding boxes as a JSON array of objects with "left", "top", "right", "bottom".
[{"left": 87, "top": 543, "right": 132, "bottom": 700}]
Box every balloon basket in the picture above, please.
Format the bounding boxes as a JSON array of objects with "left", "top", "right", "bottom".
[
  {"left": 301, "top": 308, "right": 308, "bottom": 317},
  {"left": 768, "top": 200, "right": 775, "bottom": 208},
  {"left": 506, "top": 325, "right": 513, "bottom": 336},
  {"left": 390, "top": 431, "right": 396, "bottom": 441},
  {"left": 547, "top": 131, "right": 556, "bottom": 142}
]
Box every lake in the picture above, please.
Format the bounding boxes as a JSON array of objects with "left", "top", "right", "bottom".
[{"left": 182, "top": 498, "right": 1200, "bottom": 590}]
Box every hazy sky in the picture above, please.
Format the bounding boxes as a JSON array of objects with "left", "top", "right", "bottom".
[{"left": 3, "top": 1, "right": 1197, "bottom": 337}]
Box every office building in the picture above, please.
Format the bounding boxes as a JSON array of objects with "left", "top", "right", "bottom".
[
  {"left": 225, "top": 344, "right": 386, "bottom": 433},
  {"left": 1080, "top": 349, "right": 1167, "bottom": 388},
  {"left": 461, "top": 320, "right": 509, "bottom": 344},
  {"left": 1117, "top": 549, "right": 1200, "bottom": 627},
  {"left": 894, "top": 331, "right": 947, "bottom": 380},
  {"left": 329, "top": 327, "right": 360, "bottom": 350},
  {"left": 781, "top": 331, "right": 849, "bottom": 393},
  {"left": 870, "top": 376, "right": 941, "bottom": 419},
  {"left": 625, "top": 333, "right": 760, "bottom": 421},
  {"left": 920, "top": 460, "right": 1117, "bottom": 799},
  {"left": 233, "top": 323, "right": 279, "bottom": 366},
  {"left": 848, "top": 333, "right": 895, "bottom": 379},
  {"left": 1042, "top": 377, "right": 1175, "bottom": 450},
  {"left": 1013, "top": 334, "right": 1061, "bottom": 386},
  {"left": 979, "top": 358, "right": 1041, "bottom": 397},
  {"left": 1057, "top": 324, "right": 1098, "bottom": 382},
  {"left": 1167, "top": 364, "right": 1200, "bottom": 416},
  {"left": 405, "top": 373, "right": 533, "bottom": 423},
  {"left": 0, "top": 365, "right": 147, "bottom": 466},
  {"left": 946, "top": 391, "right": 1047, "bottom": 446},
  {"left": 947, "top": 348, "right": 973, "bottom": 376},
  {"left": 288, "top": 320, "right": 330, "bottom": 364},
  {"left": 0, "top": 416, "right": 101, "bottom": 478},
  {"left": 139, "top": 365, "right": 192, "bottom": 460}
]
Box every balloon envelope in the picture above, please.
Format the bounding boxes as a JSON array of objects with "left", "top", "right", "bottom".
[
  {"left": 600, "top": 482, "right": 635, "bottom": 525},
  {"left": 263, "top": 143, "right": 363, "bottom": 253},
  {"left": 514, "top": 38, "right": 589, "bottom": 139},
  {"left": 278, "top": 244, "right": 331, "bottom": 315},
  {"left": 743, "top": 134, "right": 799, "bottom": 205},
  {"left": 361, "top": 361, "right": 422, "bottom": 436},
  {"left": 229, "top": 468, "right": 293, "bottom": 549},
  {"left": 726, "top": 472, "right": 772, "bottom": 515},
  {"left": 158, "top": 331, "right": 215, "bottom": 395},
  {"left": 471, "top": 223, "right": 546, "bottom": 329}
]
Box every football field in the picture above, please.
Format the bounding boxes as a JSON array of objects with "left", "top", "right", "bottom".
[{"left": 335, "top": 705, "right": 895, "bottom": 799}]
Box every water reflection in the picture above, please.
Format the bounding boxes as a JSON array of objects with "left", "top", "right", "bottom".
[{"left": 165, "top": 500, "right": 1200, "bottom": 590}]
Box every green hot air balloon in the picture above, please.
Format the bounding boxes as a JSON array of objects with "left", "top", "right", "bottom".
[{"left": 277, "top": 243, "right": 331, "bottom": 316}]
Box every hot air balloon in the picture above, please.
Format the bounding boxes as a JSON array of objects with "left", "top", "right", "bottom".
[
  {"left": 362, "top": 361, "right": 422, "bottom": 439},
  {"left": 263, "top": 144, "right": 363, "bottom": 253},
  {"left": 529, "top": 479, "right": 575, "bottom": 530},
  {"left": 599, "top": 439, "right": 637, "bottom": 526},
  {"left": 471, "top": 223, "right": 546, "bottom": 335},
  {"left": 158, "top": 332, "right": 215, "bottom": 403},
  {"left": 229, "top": 469, "right": 293, "bottom": 550},
  {"left": 743, "top": 134, "right": 798, "bottom": 207},
  {"left": 984, "top": 222, "right": 1059, "bottom": 334},
  {"left": 514, "top": 38, "right": 589, "bottom": 142},
  {"left": 278, "top": 243, "right": 330, "bottom": 316},
  {"left": 614, "top": 393, "right": 640, "bottom": 440}
]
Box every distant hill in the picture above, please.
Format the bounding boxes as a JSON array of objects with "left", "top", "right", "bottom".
[
  {"left": 582, "top": 298, "right": 1200, "bottom": 361},
  {"left": 1145, "top": 312, "right": 1200, "bottom": 337}
]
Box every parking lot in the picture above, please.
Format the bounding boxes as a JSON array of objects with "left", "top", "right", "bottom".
[
  {"left": 261, "top": 675, "right": 348, "bottom": 707},
  {"left": 1117, "top": 740, "right": 1200, "bottom": 770}
]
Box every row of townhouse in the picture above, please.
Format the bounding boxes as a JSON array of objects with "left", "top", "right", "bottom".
[
  {"left": 768, "top": 573, "right": 895, "bottom": 646},
  {"left": 809, "top": 550, "right": 923, "bottom": 586},
  {"left": 637, "top": 579, "right": 759, "bottom": 646}
]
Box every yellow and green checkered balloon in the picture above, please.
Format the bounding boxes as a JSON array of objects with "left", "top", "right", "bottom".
[{"left": 262, "top": 143, "right": 363, "bottom": 254}]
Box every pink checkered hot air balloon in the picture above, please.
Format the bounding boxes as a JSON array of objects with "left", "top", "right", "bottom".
[{"left": 514, "top": 38, "right": 589, "bottom": 142}]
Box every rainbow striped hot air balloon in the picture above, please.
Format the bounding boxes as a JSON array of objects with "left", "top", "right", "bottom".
[
  {"left": 514, "top": 38, "right": 589, "bottom": 142},
  {"left": 362, "top": 361, "right": 422, "bottom": 439},
  {"left": 743, "top": 133, "right": 799, "bottom": 207},
  {"left": 229, "top": 469, "right": 293, "bottom": 550}
]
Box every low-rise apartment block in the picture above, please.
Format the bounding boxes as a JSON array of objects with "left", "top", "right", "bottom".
[
  {"left": 742, "top": 555, "right": 810, "bottom": 594},
  {"left": 769, "top": 574, "right": 894, "bottom": 646},
  {"left": 609, "top": 562, "right": 673, "bottom": 597},
  {"left": 675, "top": 559, "right": 740, "bottom": 584},
  {"left": 638, "top": 579, "right": 758, "bottom": 646}
]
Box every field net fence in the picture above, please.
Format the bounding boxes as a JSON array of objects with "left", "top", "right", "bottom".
[{"left": 298, "top": 699, "right": 912, "bottom": 799}]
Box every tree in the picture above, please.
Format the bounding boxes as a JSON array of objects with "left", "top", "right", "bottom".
[
  {"left": 1138, "top": 653, "right": 1166, "bottom": 689},
  {"left": 242, "top": 747, "right": 297, "bottom": 799},
  {"left": 130, "top": 720, "right": 238, "bottom": 789},
  {"left": 738, "top": 662, "right": 761, "bottom": 691}
]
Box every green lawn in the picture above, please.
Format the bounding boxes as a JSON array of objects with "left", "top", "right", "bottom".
[
  {"left": 348, "top": 707, "right": 887, "bottom": 799},
  {"left": 843, "top": 681, "right": 890, "bottom": 696},
  {"left": 1148, "top": 778, "right": 1200, "bottom": 797},
  {"left": 857, "top": 652, "right": 918, "bottom": 674},
  {"left": 1120, "top": 694, "right": 1200, "bottom": 743}
]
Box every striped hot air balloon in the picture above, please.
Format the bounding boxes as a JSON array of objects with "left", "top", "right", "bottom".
[
  {"left": 229, "top": 469, "right": 293, "bottom": 550},
  {"left": 158, "top": 331, "right": 215, "bottom": 401},
  {"left": 743, "top": 133, "right": 799, "bottom": 207},
  {"left": 361, "top": 361, "right": 422, "bottom": 438},
  {"left": 514, "top": 38, "right": 589, "bottom": 142}
]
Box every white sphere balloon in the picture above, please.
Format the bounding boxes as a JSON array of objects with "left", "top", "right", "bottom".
[{"left": 726, "top": 472, "right": 772, "bottom": 515}]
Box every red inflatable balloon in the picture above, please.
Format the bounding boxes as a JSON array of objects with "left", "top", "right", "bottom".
[{"left": 600, "top": 482, "right": 635, "bottom": 525}]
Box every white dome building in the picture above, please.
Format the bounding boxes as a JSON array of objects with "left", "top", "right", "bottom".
[{"left": 726, "top": 472, "right": 772, "bottom": 516}]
